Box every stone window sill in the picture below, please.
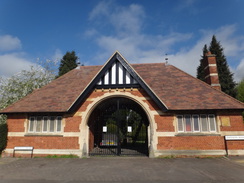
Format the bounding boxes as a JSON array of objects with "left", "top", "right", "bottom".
[
  {"left": 176, "top": 133, "right": 221, "bottom": 136},
  {"left": 25, "top": 133, "right": 63, "bottom": 137}
]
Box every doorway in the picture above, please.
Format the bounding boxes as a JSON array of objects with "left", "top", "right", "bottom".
[{"left": 88, "top": 97, "right": 149, "bottom": 156}]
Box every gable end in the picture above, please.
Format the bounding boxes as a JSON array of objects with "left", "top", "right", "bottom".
[{"left": 68, "top": 52, "right": 168, "bottom": 113}]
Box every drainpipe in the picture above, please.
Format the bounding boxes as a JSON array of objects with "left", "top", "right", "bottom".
[{"left": 224, "top": 136, "right": 228, "bottom": 156}]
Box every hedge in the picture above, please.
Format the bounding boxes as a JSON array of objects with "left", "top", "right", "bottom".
[{"left": 0, "top": 123, "right": 8, "bottom": 154}]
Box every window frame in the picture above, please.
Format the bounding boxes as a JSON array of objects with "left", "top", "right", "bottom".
[
  {"left": 208, "top": 114, "right": 217, "bottom": 132},
  {"left": 184, "top": 114, "right": 192, "bottom": 132},
  {"left": 28, "top": 117, "right": 36, "bottom": 132},
  {"left": 28, "top": 116, "right": 62, "bottom": 133},
  {"left": 42, "top": 116, "right": 49, "bottom": 133},
  {"left": 192, "top": 115, "right": 200, "bottom": 132},
  {"left": 176, "top": 114, "right": 217, "bottom": 133},
  {"left": 177, "top": 115, "right": 184, "bottom": 132}
]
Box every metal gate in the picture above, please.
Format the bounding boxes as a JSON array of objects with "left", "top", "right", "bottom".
[{"left": 89, "top": 98, "right": 149, "bottom": 156}]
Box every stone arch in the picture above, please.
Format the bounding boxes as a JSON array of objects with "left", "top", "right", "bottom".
[{"left": 79, "top": 90, "right": 158, "bottom": 157}]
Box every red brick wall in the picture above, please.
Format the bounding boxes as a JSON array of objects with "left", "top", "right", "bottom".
[
  {"left": 6, "top": 114, "right": 80, "bottom": 152},
  {"left": 7, "top": 114, "right": 26, "bottom": 132},
  {"left": 157, "top": 136, "right": 225, "bottom": 150},
  {"left": 220, "top": 114, "right": 244, "bottom": 131},
  {"left": 64, "top": 116, "right": 81, "bottom": 132},
  {"left": 155, "top": 115, "right": 174, "bottom": 132},
  {"left": 227, "top": 141, "right": 244, "bottom": 150},
  {"left": 6, "top": 136, "right": 79, "bottom": 149}
]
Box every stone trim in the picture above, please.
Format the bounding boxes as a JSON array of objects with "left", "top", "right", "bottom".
[
  {"left": 220, "top": 131, "right": 244, "bottom": 136},
  {"left": 3, "top": 149, "right": 83, "bottom": 157},
  {"left": 227, "top": 150, "right": 244, "bottom": 156},
  {"left": 154, "top": 150, "right": 226, "bottom": 157},
  {"left": 8, "top": 132, "right": 81, "bottom": 137}
]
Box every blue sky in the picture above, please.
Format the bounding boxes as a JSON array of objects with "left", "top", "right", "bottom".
[{"left": 0, "top": 0, "right": 244, "bottom": 81}]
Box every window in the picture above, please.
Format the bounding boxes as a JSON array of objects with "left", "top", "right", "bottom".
[
  {"left": 177, "top": 116, "right": 184, "bottom": 132},
  {"left": 28, "top": 116, "right": 62, "bottom": 133},
  {"left": 192, "top": 115, "right": 200, "bottom": 132},
  {"left": 201, "top": 115, "right": 208, "bottom": 132},
  {"left": 177, "top": 114, "right": 217, "bottom": 133}
]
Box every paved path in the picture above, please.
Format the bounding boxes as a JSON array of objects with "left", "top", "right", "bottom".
[{"left": 0, "top": 156, "right": 244, "bottom": 183}]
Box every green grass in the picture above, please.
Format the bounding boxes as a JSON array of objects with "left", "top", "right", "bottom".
[
  {"left": 158, "top": 155, "right": 176, "bottom": 159},
  {"left": 35, "top": 154, "right": 79, "bottom": 158}
]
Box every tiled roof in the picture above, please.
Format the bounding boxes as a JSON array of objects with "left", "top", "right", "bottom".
[
  {"left": 133, "top": 63, "right": 244, "bottom": 110},
  {"left": 1, "top": 62, "right": 244, "bottom": 113},
  {"left": 1, "top": 65, "right": 101, "bottom": 113}
]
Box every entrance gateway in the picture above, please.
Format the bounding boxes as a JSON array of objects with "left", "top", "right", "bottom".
[{"left": 88, "top": 97, "right": 149, "bottom": 156}]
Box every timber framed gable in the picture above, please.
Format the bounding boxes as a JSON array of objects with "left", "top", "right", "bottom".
[{"left": 69, "top": 51, "right": 168, "bottom": 112}]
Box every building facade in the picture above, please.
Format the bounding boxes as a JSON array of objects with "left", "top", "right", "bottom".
[{"left": 1, "top": 52, "right": 244, "bottom": 157}]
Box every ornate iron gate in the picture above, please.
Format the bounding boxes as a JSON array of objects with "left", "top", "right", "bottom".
[{"left": 89, "top": 98, "right": 149, "bottom": 156}]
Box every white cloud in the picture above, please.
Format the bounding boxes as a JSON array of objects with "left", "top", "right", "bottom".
[
  {"left": 88, "top": 2, "right": 244, "bottom": 82},
  {"left": 84, "top": 29, "right": 99, "bottom": 37},
  {"left": 89, "top": 1, "right": 145, "bottom": 36},
  {"left": 0, "top": 34, "right": 35, "bottom": 78},
  {"left": 51, "top": 49, "right": 63, "bottom": 61},
  {"left": 89, "top": 1, "right": 111, "bottom": 20},
  {"left": 0, "top": 35, "right": 22, "bottom": 52},
  {"left": 236, "top": 59, "right": 244, "bottom": 81},
  {"left": 0, "top": 53, "right": 34, "bottom": 77}
]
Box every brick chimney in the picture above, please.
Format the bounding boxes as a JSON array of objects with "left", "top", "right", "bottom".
[{"left": 203, "top": 52, "right": 221, "bottom": 90}]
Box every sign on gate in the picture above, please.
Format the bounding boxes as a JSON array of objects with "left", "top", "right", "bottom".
[
  {"left": 103, "top": 126, "right": 107, "bottom": 132},
  {"left": 128, "top": 126, "right": 132, "bottom": 132}
]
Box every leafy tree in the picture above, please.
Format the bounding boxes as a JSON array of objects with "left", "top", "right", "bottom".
[
  {"left": 57, "top": 51, "right": 78, "bottom": 77},
  {"left": 0, "top": 65, "right": 55, "bottom": 110},
  {"left": 209, "top": 35, "right": 237, "bottom": 97},
  {"left": 236, "top": 79, "right": 244, "bottom": 102},
  {"left": 0, "top": 61, "right": 56, "bottom": 153},
  {"left": 236, "top": 79, "right": 244, "bottom": 121},
  {"left": 197, "top": 44, "right": 208, "bottom": 81}
]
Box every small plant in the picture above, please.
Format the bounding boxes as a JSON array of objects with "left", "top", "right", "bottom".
[
  {"left": 43, "top": 154, "right": 79, "bottom": 158},
  {"left": 158, "top": 155, "right": 175, "bottom": 159}
]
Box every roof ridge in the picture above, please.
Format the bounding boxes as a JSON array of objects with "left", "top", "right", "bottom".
[
  {"left": 131, "top": 62, "right": 166, "bottom": 66},
  {"left": 169, "top": 65, "right": 244, "bottom": 107}
]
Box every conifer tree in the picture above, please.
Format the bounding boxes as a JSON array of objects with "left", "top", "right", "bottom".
[
  {"left": 209, "top": 35, "right": 236, "bottom": 97},
  {"left": 58, "top": 51, "right": 78, "bottom": 77},
  {"left": 197, "top": 44, "right": 208, "bottom": 81}
]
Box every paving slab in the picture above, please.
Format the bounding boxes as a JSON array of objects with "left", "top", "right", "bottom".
[{"left": 0, "top": 156, "right": 244, "bottom": 183}]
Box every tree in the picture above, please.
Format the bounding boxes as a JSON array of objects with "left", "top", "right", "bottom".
[
  {"left": 209, "top": 35, "right": 237, "bottom": 97},
  {"left": 0, "top": 61, "right": 56, "bottom": 153},
  {"left": 197, "top": 44, "right": 208, "bottom": 81},
  {"left": 237, "top": 79, "right": 244, "bottom": 102},
  {"left": 197, "top": 35, "right": 237, "bottom": 97},
  {"left": 57, "top": 51, "right": 78, "bottom": 77},
  {"left": 0, "top": 65, "right": 55, "bottom": 110},
  {"left": 236, "top": 79, "right": 244, "bottom": 121}
]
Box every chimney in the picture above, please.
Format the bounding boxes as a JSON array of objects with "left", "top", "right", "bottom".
[{"left": 203, "top": 52, "right": 221, "bottom": 90}]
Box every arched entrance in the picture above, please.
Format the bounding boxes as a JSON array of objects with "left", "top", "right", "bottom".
[{"left": 88, "top": 97, "right": 149, "bottom": 156}]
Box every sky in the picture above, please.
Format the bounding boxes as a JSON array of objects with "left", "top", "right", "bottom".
[{"left": 0, "top": 0, "right": 244, "bottom": 82}]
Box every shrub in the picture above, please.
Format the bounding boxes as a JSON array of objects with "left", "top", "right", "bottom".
[{"left": 0, "top": 123, "right": 8, "bottom": 154}]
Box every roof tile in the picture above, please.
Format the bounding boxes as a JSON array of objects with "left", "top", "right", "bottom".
[{"left": 1, "top": 62, "right": 243, "bottom": 113}]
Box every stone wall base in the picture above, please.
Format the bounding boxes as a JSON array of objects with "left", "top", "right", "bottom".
[
  {"left": 227, "top": 150, "right": 244, "bottom": 156},
  {"left": 2, "top": 149, "right": 83, "bottom": 158},
  {"left": 154, "top": 150, "right": 227, "bottom": 157}
]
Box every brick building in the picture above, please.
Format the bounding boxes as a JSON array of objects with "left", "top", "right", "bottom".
[{"left": 1, "top": 51, "right": 244, "bottom": 157}]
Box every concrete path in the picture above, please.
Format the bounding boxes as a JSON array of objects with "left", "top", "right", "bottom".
[{"left": 0, "top": 156, "right": 244, "bottom": 183}]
